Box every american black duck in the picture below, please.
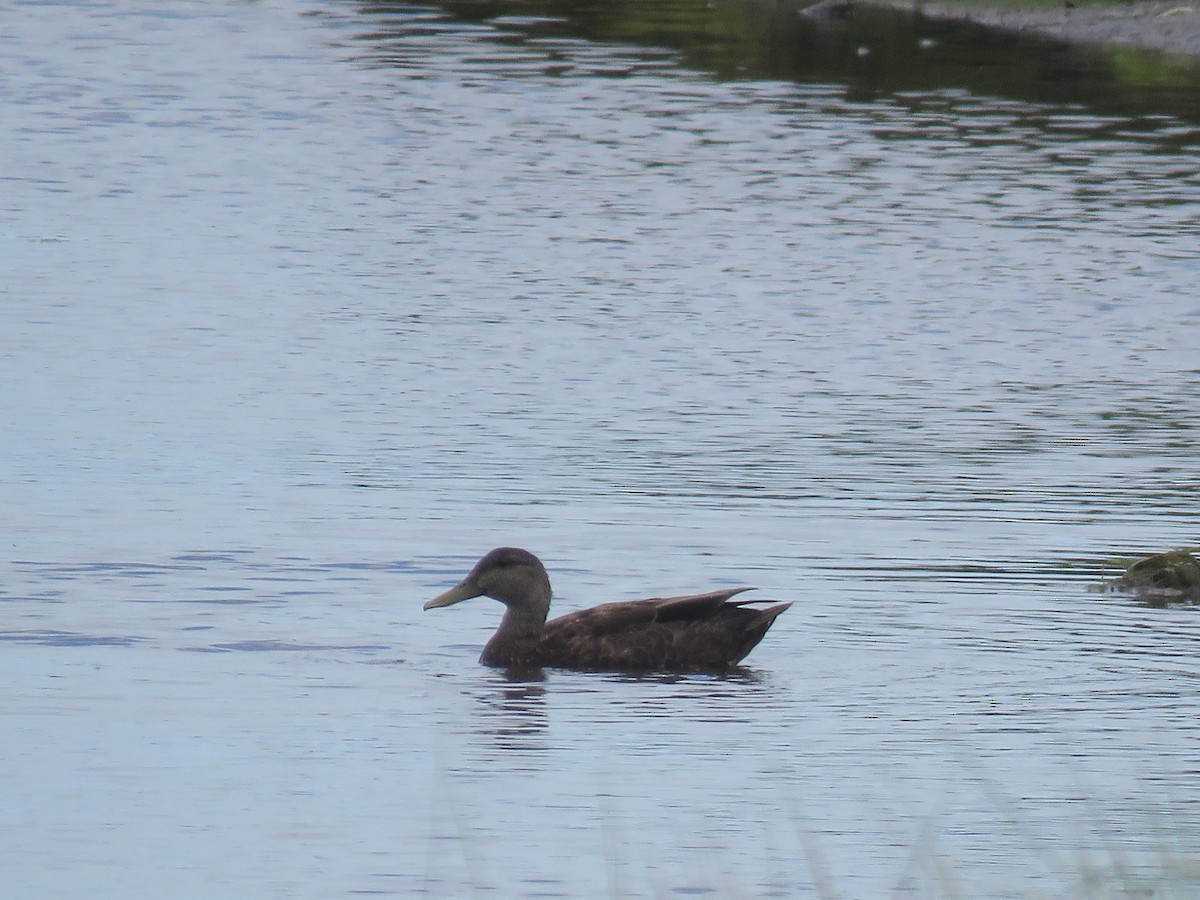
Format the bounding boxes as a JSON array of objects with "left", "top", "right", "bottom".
[{"left": 424, "top": 547, "right": 792, "bottom": 672}]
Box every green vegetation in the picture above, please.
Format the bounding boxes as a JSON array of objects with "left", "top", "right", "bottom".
[{"left": 1109, "top": 45, "right": 1200, "bottom": 88}]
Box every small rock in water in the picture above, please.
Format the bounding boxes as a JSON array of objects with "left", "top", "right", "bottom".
[{"left": 1106, "top": 548, "right": 1200, "bottom": 607}]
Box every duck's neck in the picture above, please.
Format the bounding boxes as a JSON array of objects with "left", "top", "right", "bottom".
[
  {"left": 481, "top": 597, "right": 550, "bottom": 667},
  {"left": 494, "top": 593, "right": 551, "bottom": 642},
  {"left": 480, "top": 569, "right": 553, "bottom": 666}
]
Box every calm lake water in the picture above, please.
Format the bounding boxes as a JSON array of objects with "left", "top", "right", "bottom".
[{"left": 4, "top": 0, "right": 1200, "bottom": 896}]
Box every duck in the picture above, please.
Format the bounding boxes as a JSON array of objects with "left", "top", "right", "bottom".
[{"left": 423, "top": 547, "right": 792, "bottom": 672}]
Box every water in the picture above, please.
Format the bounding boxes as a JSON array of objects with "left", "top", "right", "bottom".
[{"left": 4, "top": 0, "right": 1200, "bottom": 896}]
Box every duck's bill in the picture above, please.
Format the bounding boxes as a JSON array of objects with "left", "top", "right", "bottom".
[{"left": 423, "top": 581, "right": 481, "bottom": 610}]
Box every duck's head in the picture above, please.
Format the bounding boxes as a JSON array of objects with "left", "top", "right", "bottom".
[{"left": 424, "top": 547, "right": 552, "bottom": 610}]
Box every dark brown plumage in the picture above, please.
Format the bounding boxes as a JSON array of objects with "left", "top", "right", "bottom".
[{"left": 424, "top": 547, "right": 792, "bottom": 672}]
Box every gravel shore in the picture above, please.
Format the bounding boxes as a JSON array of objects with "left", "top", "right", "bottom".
[{"left": 870, "top": 0, "right": 1200, "bottom": 57}]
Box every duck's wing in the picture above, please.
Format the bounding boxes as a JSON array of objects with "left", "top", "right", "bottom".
[
  {"left": 539, "top": 588, "right": 790, "bottom": 671},
  {"left": 654, "top": 587, "right": 758, "bottom": 622},
  {"left": 545, "top": 587, "right": 752, "bottom": 635}
]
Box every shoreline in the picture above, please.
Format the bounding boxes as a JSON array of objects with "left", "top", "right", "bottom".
[{"left": 807, "top": 0, "right": 1200, "bottom": 58}]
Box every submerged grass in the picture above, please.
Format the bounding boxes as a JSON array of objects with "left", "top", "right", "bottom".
[
  {"left": 420, "top": 820, "right": 1200, "bottom": 897},
  {"left": 421, "top": 767, "right": 1200, "bottom": 898}
]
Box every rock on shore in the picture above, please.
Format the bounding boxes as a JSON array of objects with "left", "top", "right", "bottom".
[{"left": 805, "top": 0, "right": 1200, "bottom": 57}]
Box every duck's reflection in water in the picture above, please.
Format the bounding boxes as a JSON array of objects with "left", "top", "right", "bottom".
[{"left": 469, "top": 671, "right": 548, "bottom": 756}]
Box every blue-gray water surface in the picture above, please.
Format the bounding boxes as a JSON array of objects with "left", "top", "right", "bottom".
[{"left": 3, "top": 0, "right": 1200, "bottom": 896}]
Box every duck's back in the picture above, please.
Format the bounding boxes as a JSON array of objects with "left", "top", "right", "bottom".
[{"left": 482, "top": 588, "right": 791, "bottom": 672}]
